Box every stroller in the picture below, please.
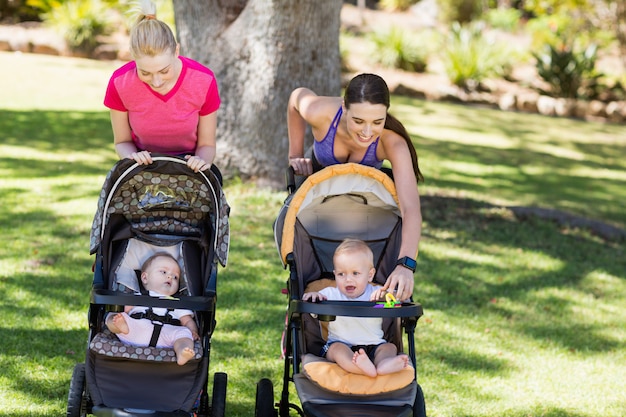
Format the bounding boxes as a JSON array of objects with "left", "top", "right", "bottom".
[
  {"left": 259, "top": 163, "right": 426, "bottom": 417},
  {"left": 67, "top": 156, "right": 230, "bottom": 417}
]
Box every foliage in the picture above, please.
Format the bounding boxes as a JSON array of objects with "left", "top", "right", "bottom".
[
  {"left": 42, "top": 0, "right": 114, "bottom": 55},
  {"left": 438, "top": 0, "right": 482, "bottom": 24},
  {"left": 483, "top": 6, "right": 522, "bottom": 32},
  {"left": 25, "top": 0, "right": 64, "bottom": 13},
  {"left": 378, "top": 0, "right": 419, "bottom": 12},
  {"left": 439, "top": 21, "right": 520, "bottom": 91},
  {"left": 368, "top": 26, "right": 431, "bottom": 72},
  {"left": 533, "top": 41, "right": 603, "bottom": 99},
  {"left": 525, "top": 11, "right": 614, "bottom": 53}
]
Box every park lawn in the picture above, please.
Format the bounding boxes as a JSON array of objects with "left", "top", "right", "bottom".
[{"left": 0, "top": 51, "right": 624, "bottom": 417}]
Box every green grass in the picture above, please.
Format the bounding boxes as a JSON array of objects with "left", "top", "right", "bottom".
[{"left": 0, "top": 51, "right": 625, "bottom": 417}]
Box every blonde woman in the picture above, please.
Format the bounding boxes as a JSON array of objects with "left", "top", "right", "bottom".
[{"left": 104, "top": 0, "right": 220, "bottom": 175}]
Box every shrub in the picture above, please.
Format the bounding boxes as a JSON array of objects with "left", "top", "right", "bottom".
[
  {"left": 42, "top": 0, "right": 114, "bottom": 55},
  {"left": 439, "top": 0, "right": 482, "bottom": 24},
  {"left": 378, "top": 0, "right": 419, "bottom": 12},
  {"left": 368, "top": 26, "right": 431, "bottom": 72},
  {"left": 533, "top": 42, "right": 602, "bottom": 99},
  {"left": 483, "top": 7, "right": 522, "bottom": 32},
  {"left": 440, "top": 21, "right": 519, "bottom": 90}
]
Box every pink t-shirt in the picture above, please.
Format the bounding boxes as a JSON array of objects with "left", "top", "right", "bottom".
[{"left": 104, "top": 56, "right": 220, "bottom": 155}]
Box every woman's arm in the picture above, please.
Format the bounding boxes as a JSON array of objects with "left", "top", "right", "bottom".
[
  {"left": 287, "top": 87, "right": 316, "bottom": 175},
  {"left": 186, "top": 111, "right": 218, "bottom": 172},
  {"left": 286, "top": 89, "right": 340, "bottom": 175},
  {"left": 110, "top": 109, "right": 152, "bottom": 164},
  {"left": 380, "top": 133, "right": 422, "bottom": 301}
]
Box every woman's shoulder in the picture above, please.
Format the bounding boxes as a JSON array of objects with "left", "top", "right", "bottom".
[
  {"left": 180, "top": 56, "right": 216, "bottom": 76},
  {"left": 299, "top": 94, "right": 342, "bottom": 124},
  {"left": 110, "top": 60, "right": 137, "bottom": 78}
]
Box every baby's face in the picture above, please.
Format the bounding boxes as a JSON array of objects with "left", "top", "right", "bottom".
[
  {"left": 142, "top": 256, "right": 181, "bottom": 295},
  {"left": 333, "top": 251, "right": 374, "bottom": 299}
]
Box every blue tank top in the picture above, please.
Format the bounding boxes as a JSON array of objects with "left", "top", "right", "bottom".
[{"left": 313, "top": 107, "right": 383, "bottom": 169}]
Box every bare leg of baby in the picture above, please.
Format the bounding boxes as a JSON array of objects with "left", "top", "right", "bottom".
[
  {"left": 174, "top": 338, "right": 195, "bottom": 366},
  {"left": 326, "top": 343, "right": 377, "bottom": 377},
  {"left": 106, "top": 313, "right": 129, "bottom": 335},
  {"left": 376, "top": 353, "right": 409, "bottom": 375},
  {"left": 352, "top": 348, "right": 378, "bottom": 377}
]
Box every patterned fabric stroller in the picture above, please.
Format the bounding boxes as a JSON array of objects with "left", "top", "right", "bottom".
[
  {"left": 66, "top": 156, "right": 230, "bottom": 417},
  {"left": 258, "top": 164, "right": 426, "bottom": 417}
]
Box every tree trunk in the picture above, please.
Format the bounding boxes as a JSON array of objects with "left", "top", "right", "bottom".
[{"left": 173, "top": 0, "right": 343, "bottom": 188}]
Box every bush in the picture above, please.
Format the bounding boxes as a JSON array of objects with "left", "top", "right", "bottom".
[
  {"left": 440, "top": 21, "right": 519, "bottom": 90},
  {"left": 378, "top": 0, "right": 419, "bottom": 12},
  {"left": 438, "top": 0, "right": 482, "bottom": 24},
  {"left": 368, "top": 26, "right": 431, "bottom": 72},
  {"left": 42, "top": 0, "right": 114, "bottom": 55},
  {"left": 533, "top": 42, "right": 602, "bottom": 99},
  {"left": 483, "top": 7, "right": 522, "bottom": 32}
]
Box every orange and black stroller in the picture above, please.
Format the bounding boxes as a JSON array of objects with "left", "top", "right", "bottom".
[{"left": 258, "top": 164, "right": 426, "bottom": 417}]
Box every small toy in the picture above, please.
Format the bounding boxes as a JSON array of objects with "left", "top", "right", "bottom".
[{"left": 374, "top": 292, "right": 401, "bottom": 308}]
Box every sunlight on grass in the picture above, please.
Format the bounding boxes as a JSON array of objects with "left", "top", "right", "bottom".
[
  {"left": 0, "top": 144, "right": 110, "bottom": 163},
  {"left": 1, "top": 53, "right": 625, "bottom": 417}
]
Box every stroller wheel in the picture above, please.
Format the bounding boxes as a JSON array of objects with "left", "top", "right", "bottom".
[
  {"left": 255, "top": 378, "right": 277, "bottom": 417},
  {"left": 66, "top": 363, "right": 89, "bottom": 417},
  {"left": 211, "top": 372, "right": 227, "bottom": 417}
]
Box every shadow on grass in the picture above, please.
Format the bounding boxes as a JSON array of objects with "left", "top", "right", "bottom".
[
  {"left": 417, "top": 137, "right": 625, "bottom": 229},
  {"left": 0, "top": 109, "right": 117, "bottom": 178},
  {"left": 420, "top": 195, "right": 625, "bottom": 356}
]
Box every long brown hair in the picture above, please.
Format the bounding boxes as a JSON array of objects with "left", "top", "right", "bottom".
[{"left": 344, "top": 73, "right": 424, "bottom": 183}]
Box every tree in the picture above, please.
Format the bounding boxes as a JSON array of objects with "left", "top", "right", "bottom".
[{"left": 173, "top": 0, "right": 343, "bottom": 188}]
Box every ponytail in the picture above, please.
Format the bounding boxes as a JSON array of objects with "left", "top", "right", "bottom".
[
  {"left": 386, "top": 113, "right": 424, "bottom": 183},
  {"left": 129, "top": 0, "right": 177, "bottom": 58}
]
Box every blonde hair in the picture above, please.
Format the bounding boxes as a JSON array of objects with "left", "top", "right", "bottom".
[
  {"left": 129, "top": 0, "right": 177, "bottom": 58},
  {"left": 333, "top": 239, "right": 374, "bottom": 267}
]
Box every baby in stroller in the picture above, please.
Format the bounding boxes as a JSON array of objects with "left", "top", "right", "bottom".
[
  {"left": 67, "top": 156, "right": 230, "bottom": 417},
  {"left": 106, "top": 252, "right": 199, "bottom": 366},
  {"left": 303, "top": 239, "right": 409, "bottom": 377}
]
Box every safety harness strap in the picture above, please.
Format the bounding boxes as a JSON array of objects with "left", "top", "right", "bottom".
[{"left": 130, "top": 308, "right": 181, "bottom": 347}]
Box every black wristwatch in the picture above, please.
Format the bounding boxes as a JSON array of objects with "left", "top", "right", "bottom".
[{"left": 396, "top": 256, "right": 417, "bottom": 272}]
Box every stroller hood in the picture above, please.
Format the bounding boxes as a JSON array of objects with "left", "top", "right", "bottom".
[{"left": 89, "top": 157, "right": 230, "bottom": 266}]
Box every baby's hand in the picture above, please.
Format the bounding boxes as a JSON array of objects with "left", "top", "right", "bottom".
[
  {"left": 303, "top": 292, "right": 327, "bottom": 302},
  {"left": 370, "top": 287, "right": 388, "bottom": 301}
]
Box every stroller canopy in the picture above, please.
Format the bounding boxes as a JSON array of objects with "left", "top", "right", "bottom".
[
  {"left": 89, "top": 157, "right": 230, "bottom": 267},
  {"left": 276, "top": 163, "right": 401, "bottom": 284}
]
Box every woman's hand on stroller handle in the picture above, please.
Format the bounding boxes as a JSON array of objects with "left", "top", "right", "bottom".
[{"left": 288, "top": 156, "right": 313, "bottom": 176}]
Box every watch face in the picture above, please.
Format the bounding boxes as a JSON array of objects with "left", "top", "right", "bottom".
[{"left": 397, "top": 257, "right": 416, "bottom": 271}]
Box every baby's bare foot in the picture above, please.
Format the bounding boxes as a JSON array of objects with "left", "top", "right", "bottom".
[
  {"left": 352, "top": 348, "right": 377, "bottom": 377},
  {"left": 107, "top": 313, "right": 129, "bottom": 334},
  {"left": 377, "top": 354, "right": 409, "bottom": 375},
  {"left": 177, "top": 347, "right": 195, "bottom": 366}
]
